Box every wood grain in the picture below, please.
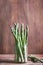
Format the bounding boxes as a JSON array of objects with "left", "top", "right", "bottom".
[
  {"left": 0, "top": 54, "right": 43, "bottom": 65},
  {"left": 0, "top": 0, "right": 43, "bottom": 54}
]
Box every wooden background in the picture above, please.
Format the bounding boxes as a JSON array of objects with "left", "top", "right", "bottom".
[{"left": 0, "top": 0, "right": 43, "bottom": 54}]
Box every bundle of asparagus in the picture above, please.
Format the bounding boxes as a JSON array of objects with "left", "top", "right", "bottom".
[
  {"left": 10, "top": 23, "right": 43, "bottom": 63},
  {"left": 11, "top": 23, "right": 28, "bottom": 62}
]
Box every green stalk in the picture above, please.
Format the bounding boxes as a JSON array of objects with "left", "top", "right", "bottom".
[
  {"left": 24, "top": 25, "right": 28, "bottom": 62},
  {"left": 10, "top": 23, "right": 28, "bottom": 62},
  {"left": 21, "top": 23, "right": 25, "bottom": 59}
]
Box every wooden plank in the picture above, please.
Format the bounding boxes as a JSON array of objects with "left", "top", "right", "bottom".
[
  {"left": 0, "top": 54, "right": 43, "bottom": 65},
  {"left": 0, "top": 63, "right": 42, "bottom": 65},
  {"left": 0, "top": 54, "right": 14, "bottom": 61},
  {"left": 0, "top": 0, "right": 43, "bottom": 54},
  {"left": 0, "top": 54, "right": 43, "bottom": 61}
]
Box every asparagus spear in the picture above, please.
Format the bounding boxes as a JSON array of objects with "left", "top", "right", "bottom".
[
  {"left": 28, "top": 55, "right": 43, "bottom": 63},
  {"left": 10, "top": 23, "right": 28, "bottom": 62}
]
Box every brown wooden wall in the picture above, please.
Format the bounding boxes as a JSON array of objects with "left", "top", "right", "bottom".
[{"left": 0, "top": 0, "right": 43, "bottom": 54}]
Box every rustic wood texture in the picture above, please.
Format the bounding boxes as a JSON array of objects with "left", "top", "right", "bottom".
[
  {"left": 0, "top": 63, "right": 42, "bottom": 65},
  {"left": 0, "top": 62, "right": 42, "bottom": 65},
  {"left": 0, "top": 54, "right": 43, "bottom": 61},
  {"left": 0, "top": 0, "right": 43, "bottom": 54},
  {"left": 0, "top": 54, "right": 43, "bottom": 65}
]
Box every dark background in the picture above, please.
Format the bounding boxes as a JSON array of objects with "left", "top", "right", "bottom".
[{"left": 0, "top": 0, "right": 43, "bottom": 54}]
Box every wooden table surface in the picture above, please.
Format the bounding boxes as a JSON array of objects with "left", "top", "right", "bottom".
[{"left": 0, "top": 54, "right": 43, "bottom": 65}]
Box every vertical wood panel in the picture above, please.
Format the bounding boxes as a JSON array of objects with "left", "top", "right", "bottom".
[{"left": 0, "top": 0, "right": 43, "bottom": 54}]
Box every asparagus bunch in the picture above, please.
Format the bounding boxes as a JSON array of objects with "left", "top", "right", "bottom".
[
  {"left": 11, "top": 23, "right": 28, "bottom": 62},
  {"left": 10, "top": 23, "right": 43, "bottom": 63}
]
